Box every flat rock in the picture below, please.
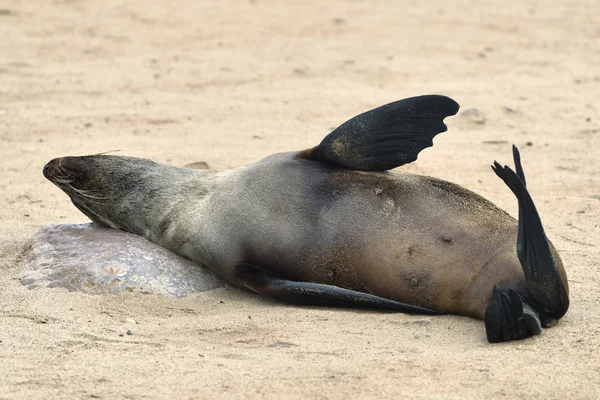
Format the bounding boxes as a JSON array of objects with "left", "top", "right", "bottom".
[{"left": 21, "top": 223, "right": 224, "bottom": 297}]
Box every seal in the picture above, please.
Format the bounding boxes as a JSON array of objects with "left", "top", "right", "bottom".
[{"left": 43, "top": 95, "right": 569, "bottom": 343}]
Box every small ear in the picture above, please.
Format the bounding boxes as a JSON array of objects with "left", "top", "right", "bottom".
[{"left": 306, "top": 95, "right": 459, "bottom": 171}]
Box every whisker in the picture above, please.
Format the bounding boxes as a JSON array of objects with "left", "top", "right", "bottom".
[
  {"left": 73, "top": 198, "right": 121, "bottom": 230},
  {"left": 93, "top": 150, "right": 122, "bottom": 156},
  {"left": 54, "top": 182, "right": 112, "bottom": 205},
  {"left": 55, "top": 163, "right": 70, "bottom": 179}
]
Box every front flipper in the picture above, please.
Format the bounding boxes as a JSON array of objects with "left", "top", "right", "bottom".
[
  {"left": 236, "top": 263, "right": 441, "bottom": 315},
  {"left": 484, "top": 285, "right": 542, "bottom": 343},
  {"left": 305, "top": 95, "right": 459, "bottom": 171}
]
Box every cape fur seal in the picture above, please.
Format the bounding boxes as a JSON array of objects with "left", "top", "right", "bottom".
[{"left": 43, "top": 95, "right": 569, "bottom": 343}]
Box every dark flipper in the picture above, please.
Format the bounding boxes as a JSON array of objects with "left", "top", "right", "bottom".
[
  {"left": 306, "top": 95, "right": 459, "bottom": 171},
  {"left": 236, "top": 263, "right": 441, "bottom": 315},
  {"left": 491, "top": 146, "right": 569, "bottom": 322},
  {"left": 484, "top": 285, "right": 542, "bottom": 343}
]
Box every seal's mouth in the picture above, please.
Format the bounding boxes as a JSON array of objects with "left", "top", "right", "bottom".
[
  {"left": 43, "top": 157, "right": 121, "bottom": 229},
  {"left": 43, "top": 158, "right": 74, "bottom": 193},
  {"left": 43, "top": 157, "right": 82, "bottom": 199},
  {"left": 43, "top": 157, "right": 99, "bottom": 195},
  {"left": 43, "top": 157, "right": 82, "bottom": 185},
  {"left": 42, "top": 158, "right": 60, "bottom": 180}
]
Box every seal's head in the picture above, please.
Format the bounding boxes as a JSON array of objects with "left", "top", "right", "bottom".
[{"left": 43, "top": 155, "right": 163, "bottom": 231}]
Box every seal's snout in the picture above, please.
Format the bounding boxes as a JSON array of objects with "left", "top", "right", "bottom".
[
  {"left": 43, "top": 158, "right": 61, "bottom": 180},
  {"left": 42, "top": 163, "right": 51, "bottom": 178},
  {"left": 43, "top": 156, "right": 88, "bottom": 183}
]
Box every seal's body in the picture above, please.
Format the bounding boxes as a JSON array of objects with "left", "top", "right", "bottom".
[
  {"left": 44, "top": 95, "right": 569, "bottom": 342},
  {"left": 157, "top": 153, "right": 524, "bottom": 319}
]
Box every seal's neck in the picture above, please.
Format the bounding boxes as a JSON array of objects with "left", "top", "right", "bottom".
[{"left": 95, "top": 164, "right": 217, "bottom": 246}]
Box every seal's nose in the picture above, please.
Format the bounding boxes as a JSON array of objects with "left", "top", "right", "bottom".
[
  {"left": 42, "top": 163, "right": 51, "bottom": 177},
  {"left": 42, "top": 158, "right": 59, "bottom": 179},
  {"left": 42, "top": 163, "right": 52, "bottom": 179}
]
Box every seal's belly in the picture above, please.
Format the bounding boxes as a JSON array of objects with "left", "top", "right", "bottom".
[
  {"left": 237, "top": 195, "right": 517, "bottom": 315},
  {"left": 193, "top": 158, "right": 522, "bottom": 316}
]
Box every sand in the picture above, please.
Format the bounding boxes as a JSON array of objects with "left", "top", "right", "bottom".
[{"left": 1, "top": 0, "right": 599, "bottom": 398}]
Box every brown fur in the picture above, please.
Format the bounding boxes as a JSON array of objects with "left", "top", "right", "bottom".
[{"left": 44, "top": 151, "right": 565, "bottom": 320}]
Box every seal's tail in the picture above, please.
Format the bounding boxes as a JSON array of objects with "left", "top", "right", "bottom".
[{"left": 491, "top": 146, "right": 569, "bottom": 322}]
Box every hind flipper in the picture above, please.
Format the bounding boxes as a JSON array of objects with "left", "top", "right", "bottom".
[
  {"left": 235, "top": 263, "right": 441, "bottom": 315},
  {"left": 491, "top": 146, "right": 569, "bottom": 322},
  {"left": 484, "top": 285, "right": 542, "bottom": 343},
  {"left": 302, "top": 95, "right": 459, "bottom": 171},
  {"left": 512, "top": 145, "right": 526, "bottom": 185}
]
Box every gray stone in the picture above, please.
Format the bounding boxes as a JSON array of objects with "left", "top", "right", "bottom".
[{"left": 21, "top": 223, "right": 224, "bottom": 297}]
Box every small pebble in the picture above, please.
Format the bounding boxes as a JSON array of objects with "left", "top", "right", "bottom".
[
  {"left": 126, "top": 330, "right": 133, "bottom": 335},
  {"left": 482, "top": 140, "right": 508, "bottom": 145},
  {"left": 293, "top": 68, "right": 308, "bottom": 76},
  {"left": 460, "top": 108, "right": 486, "bottom": 125},
  {"left": 184, "top": 161, "right": 210, "bottom": 170},
  {"left": 125, "top": 318, "right": 137, "bottom": 324}
]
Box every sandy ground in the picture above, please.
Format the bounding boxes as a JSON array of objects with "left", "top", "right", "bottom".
[{"left": 1, "top": 0, "right": 599, "bottom": 398}]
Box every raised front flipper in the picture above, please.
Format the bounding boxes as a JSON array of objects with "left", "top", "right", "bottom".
[
  {"left": 235, "top": 263, "right": 441, "bottom": 315},
  {"left": 304, "top": 95, "right": 459, "bottom": 171}
]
